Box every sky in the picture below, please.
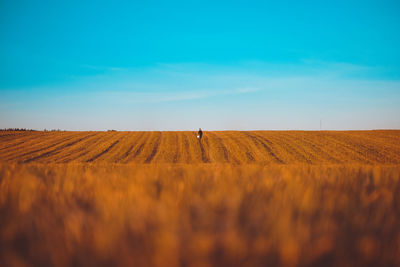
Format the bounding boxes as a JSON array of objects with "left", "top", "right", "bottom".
[{"left": 1, "top": 0, "right": 400, "bottom": 131}]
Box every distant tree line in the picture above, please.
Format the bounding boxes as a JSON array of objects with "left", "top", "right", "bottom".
[
  {"left": 1, "top": 128, "right": 121, "bottom": 132},
  {"left": 0, "top": 128, "right": 37, "bottom": 131},
  {"left": 0, "top": 128, "right": 66, "bottom": 132}
]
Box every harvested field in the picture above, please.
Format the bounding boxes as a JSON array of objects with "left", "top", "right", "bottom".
[
  {"left": 1, "top": 130, "right": 399, "bottom": 164},
  {"left": 1, "top": 130, "right": 400, "bottom": 267}
]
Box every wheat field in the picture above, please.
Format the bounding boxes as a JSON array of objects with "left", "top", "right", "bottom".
[
  {"left": 1, "top": 130, "right": 399, "bottom": 164},
  {"left": 1, "top": 131, "right": 400, "bottom": 267}
]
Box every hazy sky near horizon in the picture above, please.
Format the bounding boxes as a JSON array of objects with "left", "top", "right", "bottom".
[{"left": 1, "top": 0, "right": 400, "bottom": 130}]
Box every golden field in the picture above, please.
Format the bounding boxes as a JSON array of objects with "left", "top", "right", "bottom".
[
  {"left": 1, "top": 130, "right": 400, "bottom": 164},
  {"left": 1, "top": 131, "right": 400, "bottom": 267}
]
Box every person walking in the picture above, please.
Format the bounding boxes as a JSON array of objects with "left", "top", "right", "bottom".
[{"left": 197, "top": 128, "right": 203, "bottom": 140}]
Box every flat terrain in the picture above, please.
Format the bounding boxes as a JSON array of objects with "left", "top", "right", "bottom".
[
  {"left": 1, "top": 130, "right": 400, "bottom": 267},
  {"left": 1, "top": 130, "right": 400, "bottom": 164}
]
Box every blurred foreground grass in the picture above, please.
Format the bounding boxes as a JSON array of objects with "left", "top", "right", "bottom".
[{"left": 1, "top": 163, "right": 400, "bottom": 267}]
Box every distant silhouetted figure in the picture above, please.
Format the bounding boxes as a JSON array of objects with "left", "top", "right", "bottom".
[{"left": 197, "top": 128, "right": 203, "bottom": 140}]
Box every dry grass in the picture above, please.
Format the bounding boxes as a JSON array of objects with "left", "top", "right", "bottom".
[{"left": 1, "top": 163, "right": 400, "bottom": 267}]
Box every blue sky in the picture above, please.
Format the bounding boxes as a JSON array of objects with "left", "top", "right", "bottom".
[{"left": 1, "top": 0, "right": 400, "bottom": 130}]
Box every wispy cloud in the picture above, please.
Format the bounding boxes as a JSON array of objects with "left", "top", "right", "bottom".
[
  {"left": 1, "top": 60, "right": 399, "bottom": 130},
  {"left": 80, "top": 64, "right": 127, "bottom": 72},
  {"left": 94, "top": 87, "right": 261, "bottom": 104}
]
